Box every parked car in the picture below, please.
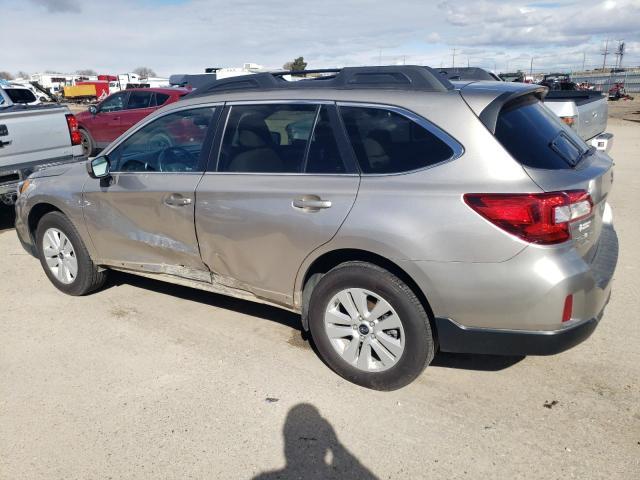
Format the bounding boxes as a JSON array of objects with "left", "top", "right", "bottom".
[
  {"left": 0, "top": 86, "right": 82, "bottom": 205},
  {"left": 75, "top": 87, "right": 189, "bottom": 156},
  {"left": 14, "top": 66, "right": 618, "bottom": 390}
]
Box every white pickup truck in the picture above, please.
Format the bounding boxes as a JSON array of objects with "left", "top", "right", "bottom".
[
  {"left": 543, "top": 89, "right": 613, "bottom": 153},
  {"left": 0, "top": 86, "right": 83, "bottom": 204}
]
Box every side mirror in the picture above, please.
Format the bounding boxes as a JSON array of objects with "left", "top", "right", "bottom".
[
  {"left": 86, "top": 155, "right": 110, "bottom": 179},
  {"left": 88, "top": 105, "right": 98, "bottom": 115}
]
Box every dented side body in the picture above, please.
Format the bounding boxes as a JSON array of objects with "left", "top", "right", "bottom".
[{"left": 14, "top": 79, "right": 618, "bottom": 345}]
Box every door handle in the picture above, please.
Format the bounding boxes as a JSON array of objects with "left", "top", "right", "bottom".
[
  {"left": 0, "top": 140, "right": 12, "bottom": 148},
  {"left": 292, "top": 195, "right": 332, "bottom": 211},
  {"left": 164, "top": 193, "right": 192, "bottom": 207}
]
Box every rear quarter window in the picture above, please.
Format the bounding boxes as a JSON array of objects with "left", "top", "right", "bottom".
[
  {"left": 339, "top": 106, "right": 456, "bottom": 174},
  {"left": 495, "top": 95, "right": 589, "bottom": 170},
  {"left": 5, "top": 88, "right": 36, "bottom": 104}
]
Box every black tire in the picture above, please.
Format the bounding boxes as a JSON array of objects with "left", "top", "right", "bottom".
[
  {"left": 308, "top": 261, "right": 434, "bottom": 391},
  {"left": 79, "top": 128, "right": 96, "bottom": 157},
  {"left": 35, "top": 211, "right": 107, "bottom": 296}
]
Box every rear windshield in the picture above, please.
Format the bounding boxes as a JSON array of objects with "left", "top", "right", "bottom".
[
  {"left": 495, "top": 95, "right": 590, "bottom": 169},
  {"left": 5, "top": 88, "right": 37, "bottom": 104}
]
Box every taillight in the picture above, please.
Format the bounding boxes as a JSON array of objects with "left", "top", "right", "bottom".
[
  {"left": 560, "top": 116, "right": 575, "bottom": 128},
  {"left": 463, "top": 191, "right": 592, "bottom": 245},
  {"left": 65, "top": 114, "right": 81, "bottom": 146}
]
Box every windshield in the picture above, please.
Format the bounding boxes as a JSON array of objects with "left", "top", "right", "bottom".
[{"left": 495, "top": 95, "right": 590, "bottom": 170}]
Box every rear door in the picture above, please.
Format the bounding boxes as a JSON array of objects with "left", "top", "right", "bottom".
[
  {"left": 83, "top": 105, "right": 220, "bottom": 275},
  {"left": 120, "top": 90, "right": 155, "bottom": 135},
  {"left": 195, "top": 102, "right": 359, "bottom": 306}
]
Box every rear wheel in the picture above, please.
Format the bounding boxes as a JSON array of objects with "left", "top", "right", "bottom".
[
  {"left": 79, "top": 128, "right": 95, "bottom": 157},
  {"left": 308, "top": 261, "right": 434, "bottom": 390},
  {"left": 35, "top": 211, "right": 107, "bottom": 295}
]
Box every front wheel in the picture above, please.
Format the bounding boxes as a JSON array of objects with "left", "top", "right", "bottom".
[
  {"left": 308, "top": 262, "right": 434, "bottom": 390},
  {"left": 35, "top": 211, "right": 107, "bottom": 295}
]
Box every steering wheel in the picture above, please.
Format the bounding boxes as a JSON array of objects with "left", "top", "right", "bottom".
[{"left": 157, "top": 146, "right": 196, "bottom": 172}]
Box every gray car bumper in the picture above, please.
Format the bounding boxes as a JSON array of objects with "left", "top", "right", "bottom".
[{"left": 434, "top": 224, "right": 618, "bottom": 356}]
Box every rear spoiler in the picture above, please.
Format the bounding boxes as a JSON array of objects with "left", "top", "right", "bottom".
[
  {"left": 478, "top": 86, "right": 548, "bottom": 134},
  {"left": 458, "top": 83, "right": 548, "bottom": 134}
]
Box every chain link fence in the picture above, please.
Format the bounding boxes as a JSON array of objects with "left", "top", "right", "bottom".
[{"left": 570, "top": 70, "right": 640, "bottom": 93}]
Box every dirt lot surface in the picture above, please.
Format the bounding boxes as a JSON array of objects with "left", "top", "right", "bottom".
[{"left": 1, "top": 119, "right": 638, "bottom": 479}]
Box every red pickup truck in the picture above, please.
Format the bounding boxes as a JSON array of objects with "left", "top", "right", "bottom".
[{"left": 76, "top": 87, "right": 189, "bottom": 156}]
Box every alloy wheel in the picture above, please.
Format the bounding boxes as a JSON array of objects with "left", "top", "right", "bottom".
[{"left": 323, "top": 288, "right": 405, "bottom": 372}]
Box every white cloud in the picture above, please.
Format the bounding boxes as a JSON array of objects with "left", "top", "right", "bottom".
[{"left": 2, "top": 0, "right": 639, "bottom": 75}]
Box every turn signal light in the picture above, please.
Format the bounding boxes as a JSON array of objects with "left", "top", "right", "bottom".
[
  {"left": 463, "top": 191, "right": 592, "bottom": 245},
  {"left": 560, "top": 116, "right": 576, "bottom": 127},
  {"left": 65, "top": 114, "right": 82, "bottom": 146}
]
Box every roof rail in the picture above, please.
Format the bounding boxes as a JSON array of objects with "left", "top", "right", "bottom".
[{"left": 185, "top": 66, "right": 454, "bottom": 97}]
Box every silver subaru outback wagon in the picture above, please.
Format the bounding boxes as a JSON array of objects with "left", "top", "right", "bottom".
[{"left": 15, "top": 66, "right": 618, "bottom": 390}]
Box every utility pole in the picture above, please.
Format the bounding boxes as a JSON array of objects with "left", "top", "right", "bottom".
[
  {"left": 452, "top": 48, "right": 457, "bottom": 68},
  {"left": 530, "top": 56, "right": 534, "bottom": 76},
  {"left": 601, "top": 39, "right": 609, "bottom": 71},
  {"left": 467, "top": 57, "right": 470, "bottom": 68}
]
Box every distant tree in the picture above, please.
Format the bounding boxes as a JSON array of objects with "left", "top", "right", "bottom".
[
  {"left": 283, "top": 57, "right": 308, "bottom": 71},
  {"left": 133, "top": 67, "right": 157, "bottom": 78},
  {"left": 16, "top": 71, "right": 30, "bottom": 79},
  {"left": 76, "top": 69, "right": 97, "bottom": 76},
  {"left": 0, "top": 71, "right": 14, "bottom": 80}
]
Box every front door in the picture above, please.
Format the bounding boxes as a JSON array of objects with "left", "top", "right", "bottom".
[
  {"left": 195, "top": 103, "right": 360, "bottom": 306},
  {"left": 83, "top": 105, "right": 220, "bottom": 277},
  {"left": 91, "top": 91, "right": 128, "bottom": 145}
]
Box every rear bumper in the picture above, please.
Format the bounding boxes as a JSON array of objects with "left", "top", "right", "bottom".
[
  {"left": 435, "top": 307, "right": 605, "bottom": 356},
  {"left": 432, "top": 224, "right": 618, "bottom": 356}
]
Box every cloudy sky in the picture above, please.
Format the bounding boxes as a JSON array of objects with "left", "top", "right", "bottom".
[{"left": 1, "top": 0, "right": 639, "bottom": 76}]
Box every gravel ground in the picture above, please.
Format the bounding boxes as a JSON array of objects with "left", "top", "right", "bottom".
[{"left": 0, "top": 119, "right": 638, "bottom": 479}]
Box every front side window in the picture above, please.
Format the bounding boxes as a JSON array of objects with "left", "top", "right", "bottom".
[
  {"left": 99, "top": 93, "right": 126, "bottom": 113},
  {"left": 218, "top": 104, "right": 317, "bottom": 173},
  {"left": 339, "top": 106, "right": 455, "bottom": 174},
  {"left": 108, "top": 107, "right": 216, "bottom": 173},
  {"left": 127, "top": 91, "right": 152, "bottom": 110}
]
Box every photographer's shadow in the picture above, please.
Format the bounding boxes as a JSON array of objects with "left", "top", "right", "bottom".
[{"left": 253, "top": 403, "right": 378, "bottom": 480}]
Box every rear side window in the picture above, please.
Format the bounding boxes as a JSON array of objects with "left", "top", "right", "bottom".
[
  {"left": 306, "top": 107, "right": 346, "bottom": 174},
  {"left": 495, "top": 95, "right": 589, "bottom": 169},
  {"left": 339, "top": 106, "right": 455, "bottom": 174},
  {"left": 218, "top": 104, "right": 317, "bottom": 173},
  {"left": 152, "top": 93, "right": 170, "bottom": 106},
  {"left": 127, "top": 91, "right": 152, "bottom": 109},
  {"left": 5, "top": 88, "right": 36, "bottom": 104}
]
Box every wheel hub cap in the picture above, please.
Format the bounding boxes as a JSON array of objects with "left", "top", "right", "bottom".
[
  {"left": 323, "top": 288, "right": 405, "bottom": 372},
  {"left": 42, "top": 228, "right": 78, "bottom": 285}
]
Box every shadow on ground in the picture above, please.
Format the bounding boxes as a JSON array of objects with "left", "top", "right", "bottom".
[
  {"left": 109, "top": 271, "right": 523, "bottom": 373},
  {"left": 108, "top": 270, "right": 302, "bottom": 332},
  {"left": 0, "top": 205, "right": 16, "bottom": 233},
  {"left": 253, "top": 403, "right": 378, "bottom": 480},
  {"left": 431, "top": 351, "right": 524, "bottom": 371}
]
